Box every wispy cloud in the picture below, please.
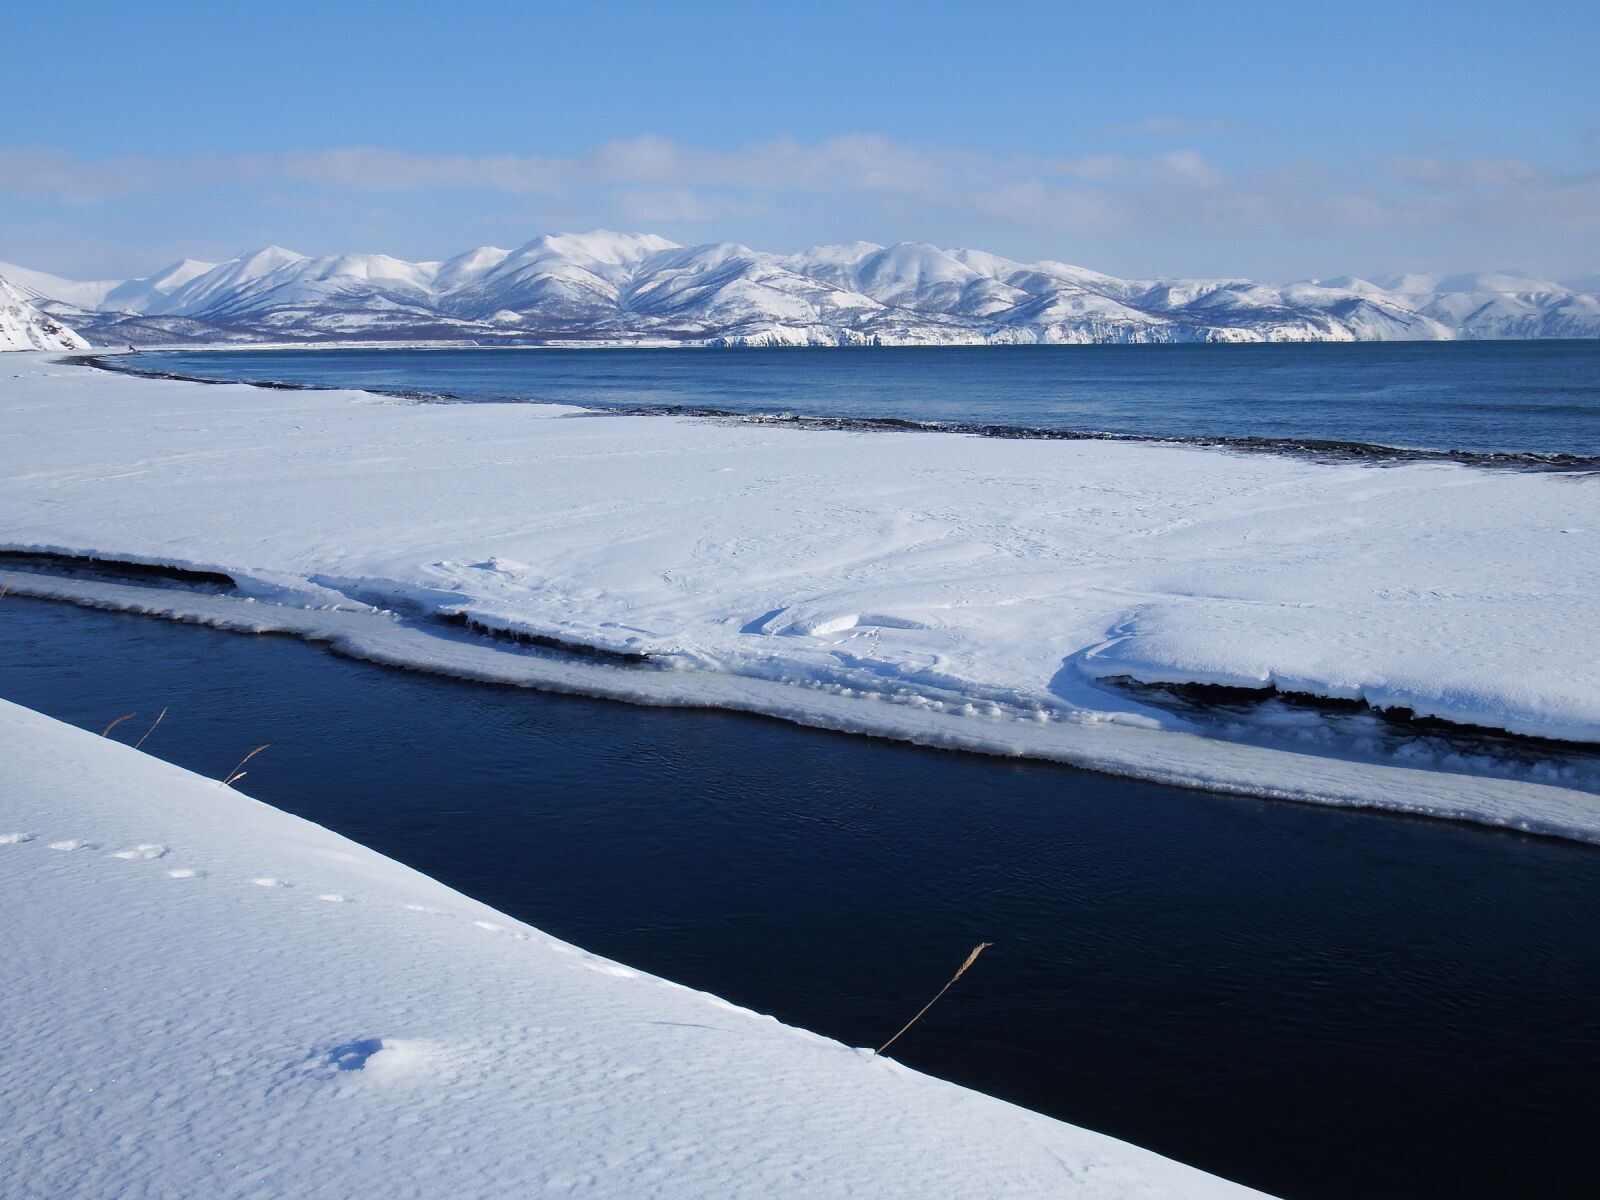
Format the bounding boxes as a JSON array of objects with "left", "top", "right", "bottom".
[
  {"left": 613, "top": 188, "right": 772, "bottom": 223},
  {"left": 1383, "top": 155, "right": 1543, "bottom": 187},
  {"left": 2, "top": 135, "right": 1596, "bottom": 255}
]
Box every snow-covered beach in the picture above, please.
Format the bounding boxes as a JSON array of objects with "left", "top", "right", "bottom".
[
  {"left": 0, "top": 696, "right": 1270, "bottom": 1198},
  {"left": 2, "top": 352, "right": 1596, "bottom": 841},
  {"left": 9, "top": 5, "right": 1598, "bottom": 1192}
]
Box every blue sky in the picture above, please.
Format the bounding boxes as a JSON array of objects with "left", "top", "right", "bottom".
[{"left": 5, "top": 0, "right": 1598, "bottom": 280}]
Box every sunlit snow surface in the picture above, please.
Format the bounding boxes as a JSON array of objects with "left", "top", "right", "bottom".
[
  {"left": 2, "top": 354, "right": 1597, "bottom": 839},
  {"left": 0, "top": 275, "right": 87, "bottom": 351},
  {"left": 0, "top": 699, "right": 1266, "bottom": 1198}
]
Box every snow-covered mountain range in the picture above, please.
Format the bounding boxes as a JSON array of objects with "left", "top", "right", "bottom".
[
  {"left": 5, "top": 232, "right": 1597, "bottom": 347},
  {"left": 0, "top": 274, "right": 89, "bottom": 351}
]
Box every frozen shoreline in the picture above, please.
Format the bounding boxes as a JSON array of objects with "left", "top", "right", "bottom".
[
  {"left": 3, "top": 352, "right": 1597, "bottom": 840},
  {"left": 0, "top": 697, "right": 1266, "bottom": 1197}
]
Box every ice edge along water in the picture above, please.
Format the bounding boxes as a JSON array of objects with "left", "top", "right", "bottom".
[
  {"left": 0, "top": 698, "right": 1269, "bottom": 1198},
  {"left": 1, "top": 353, "right": 1596, "bottom": 844}
]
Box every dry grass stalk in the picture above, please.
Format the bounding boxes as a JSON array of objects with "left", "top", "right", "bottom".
[
  {"left": 100, "top": 712, "right": 137, "bottom": 738},
  {"left": 874, "top": 941, "right": 993, "bottom": 1058},
  {"left": 220, "top": 743, "right": 270, "bottom": 788},
  {"left": 133, "top": 707, "right": 167, "bottom": 750}
]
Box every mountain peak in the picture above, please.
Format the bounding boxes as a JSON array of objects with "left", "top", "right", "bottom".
[
  {"left": 2, "top": 233, "right": 1593, "bottom": 345},
  {"left": 235, "top": 246, "right": 308, "bottom": 268},
  {"left": 516, "top": 230, "right": 680, "bottom": 264}
]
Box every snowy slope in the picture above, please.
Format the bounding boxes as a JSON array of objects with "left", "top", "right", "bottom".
[
  {"left": 1368, "top": 272, "right": 1600, "bottom": 340},
  {"left": 9, "top": 233, "right": 1595, "bottom": 346},
  {"left": 3, "top": 356, "right": 1596, "bottom": 842},
  {"left": 0, "top": 698, "right": 1267, "bottom": 1199},
  {"left": 101, "top": 257, "right": 221, "bottom": 311},
  {"left": 0, "top": 260, "right": 127, "bottom": 310},
  {"left": 0, "top": 274, "right": 88, "bottom": 350}
]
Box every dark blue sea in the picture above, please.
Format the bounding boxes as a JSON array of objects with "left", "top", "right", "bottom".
[{"left": 130, "top": 340, "right": 1600, "bottom": 459}]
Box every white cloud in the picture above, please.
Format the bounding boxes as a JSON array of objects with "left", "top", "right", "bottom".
[
  {"left": 2, "top": 136, "right": 1596, "bottom": 246},
  {"left": 1150, "top": 149, "right": 1225, "bottom": 187},
  {"left": 1383, "top": 155, "right": 1542, "bottom": 187},
  {"left": 613, "top": 188, "right": 771, "bottom": 223}
]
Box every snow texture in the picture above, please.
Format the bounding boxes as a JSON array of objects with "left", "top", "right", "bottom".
[
  {"left": 0, "top": 274, "right": 88, "bottom": 351},
  {"left": 0, "top": 697, "right": 1267, "bottom": 1198},
  {"left": 5, "top": 231, "right": 1596, "bottom": 347},
  {"left": 2, "top": 355, "right": 1597, "bottom": 841}
]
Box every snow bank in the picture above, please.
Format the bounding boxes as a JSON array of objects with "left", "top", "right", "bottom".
[
  {"left": 0, "top": 698, "right": 1265, "bottom": 1198},
  {"left": 2, "top": 354, "right": 1597, "bottom": 837}
]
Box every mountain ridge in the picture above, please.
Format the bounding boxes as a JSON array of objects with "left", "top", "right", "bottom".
[{"left": 5, "top": 231, "right": 1596, "bottom": 347}]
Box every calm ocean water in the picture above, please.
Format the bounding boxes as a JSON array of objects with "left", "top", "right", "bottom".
[
  {"left": 131, "top": 341, "right": 1600, "bottom": 458},
  {"left": 3, "top": 595, "right": 1598, "bottom": 1200}
]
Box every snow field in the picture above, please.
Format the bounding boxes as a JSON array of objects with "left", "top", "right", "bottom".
[{"left": 1, "top": 354, "right": 1596, "bottom": 840}]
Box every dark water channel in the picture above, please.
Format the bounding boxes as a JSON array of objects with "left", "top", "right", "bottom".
[{"left": 2, "top": 595, "right": 1597, "bottom": 1198}]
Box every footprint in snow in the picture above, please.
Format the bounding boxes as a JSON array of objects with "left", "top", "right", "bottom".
[
  {"left": 48, "top": 839, "right": 95, "bottom": 852},
  {"left": 251, "top": 878, "right": 290, "bottom": 888},
  {"left": 316, "top": 893, "right": 352, "bottom": 904},
  {"left": 111, "top": 843, "right": 168, "bottom": 860},
  {"left": 167, "top": 868, "right": 206, "bottom": 879},
  {"left": 314, "top": 1037, "right": 437, "bottom": 1079},
  {"left": 325, "top": 1037, "right": 386, "bottom": 1072},
  {"left": 0, "top": 832, "right": 35, "bottom": 845}
]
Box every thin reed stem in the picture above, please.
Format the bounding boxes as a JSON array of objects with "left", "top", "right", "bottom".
[
  {"left": 220, "top": 743, "right": 270, "bottom": 788},
  {"left": 133, "top": 707, "right": 167, "bottom": 750},
  {"left": 874, "top": 942, "right": 992, "bottom": 1057},
  {"left": 101, "top": 712, "right": 136, "bottom": 738}
]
